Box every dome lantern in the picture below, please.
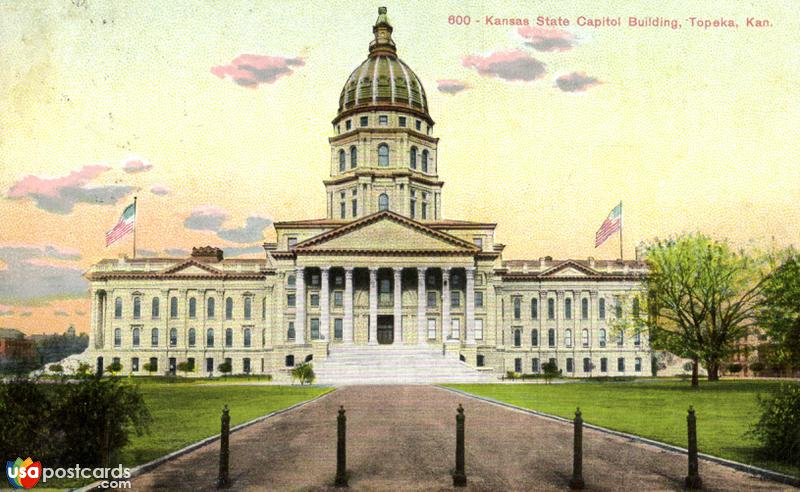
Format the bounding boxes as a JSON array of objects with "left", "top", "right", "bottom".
[{"left": 369, "top": 7, "right": 396, "bottom": 57}]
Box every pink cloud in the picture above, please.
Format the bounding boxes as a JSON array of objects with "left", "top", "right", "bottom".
[
  {"left": 462, "top": 50, "right": 546, "bottom": 82},
  {"left": 437, "top": 79, "right": 471, "bottom": 95},
  {"left": 8, "top": 165, "right": 108, "bottom": 198},
  {"left": 184, "top": 205, "right": 228, "bottom": 231},
  {"left": 556, "top": 72, "right": 602, "bottom": 92},
  {"left": 123, "top": 159, "right": 153, "bottom": 173},
  {"left": 518, "top": 27, "right": 576, "bottom": 52},
  {"left": 211, "top": 54, "right": 305, "bottom": 88},
  {"left": 150, "top": 184, "right": 171, "bottom": 196}
]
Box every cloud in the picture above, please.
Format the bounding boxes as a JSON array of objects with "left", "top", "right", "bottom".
[
  {"left": 137, "top": 249, "right": 159, "bottom": 257},
  {"left": 74, "top": 310, "right": 86, "bottom": 315},
  {"left": 0, "top": 308, "right": 14, "bottom": 316},
  {"left": 54, "top": 310, "right": 69, "bottom": 316},
  {"left": 184, "top": 205, "right": 228, "bottom": 232},
  {"left": 165, "top": 248, "right": 190, "bottom": 257},
  {"left": 211, "top": 54, "right": 305, "bottom": 88},
  {"left": 150, "top": 184, "right": 170, "bottom": 196},
  {"left": 20, "top": 312, "right": 32, "bottom": 317},
  {"left": 555, "top": 72, "right": 602, "bottom": 92},
  {"left": 0, "top": 244, "right": 87, "bottom": 303},
  {"left": 122, "top": 158, "right": 152, "bottom": 174},
  {"left": 224, "top": 245, "right": 264, "bottom": 257},
  {"left": 437, "top": 79, "right": 470, "bottom": 95},
  {"left": 7, "top": 165, "right": 134, "bottom": 214},
  {"left": 518, "top": 27, "right": 576, "bottom": 52},
  {"left": 217, "top": 216, "right": 272, "bottom": 243},
  {"left": 462, "top": 50, "right": 546, "bottom": 82}
]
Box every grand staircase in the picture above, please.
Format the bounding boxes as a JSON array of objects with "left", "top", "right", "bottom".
[{"left": 313, "top": 345, "right": 497, "bottom": 385}]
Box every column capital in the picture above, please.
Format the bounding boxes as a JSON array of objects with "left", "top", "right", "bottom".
[
  {"left": 344, "top": 266, "right": 354, "bottom": 276},
  {"left": 465, "top": 266, "right": 476, "bottom": 276},
  {"left": 369, "top": 266, "right": 379, "bottom": 274},
  {"left": 393, "top": 268, "right": 402, "bottom": 278},
  {"left": 320, "top": 265, "right": 331, "bottom": 272}
]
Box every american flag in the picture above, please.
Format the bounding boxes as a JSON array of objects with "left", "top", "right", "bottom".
[
  {"left": 595, "top": 202, "right": 622, "bottom": 248},
  {"left": 106, "top": 202, "right": 136, "bottom": 246}
]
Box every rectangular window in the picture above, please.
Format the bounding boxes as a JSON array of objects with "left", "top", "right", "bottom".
[
  {"left": 513, "top": 298, "right": 521, "bottom": 319},
  {"left": 334, "top": 318, "right": 343, "bottom": 340},
  {"left": 287, "top": 294, "right": 296, "bottom": 307},
  {"left": 399, "top": 116, "right": 406, "bottom": 127},
  {"left": 473, "top": 237, "right": 483, "bottom": 248},
  {"left": 187, "top": 357, "right": 195, "bottom": 371},
  {"left": 378, "top": 115, "right": 388, "bottom": 125},
  {"left": 547, "top": 298, "right": 555, "bottom": 320},
  {"left": 333, "top": 291, "right": 343, "bottom": 307},
  {"left": 345, "top": 120, "right": 352, "bottom": 130},
  {"left": 474, "top": 291, "right": 484, "bottom": 308},
  {"left": 360, "top": 116, "right": 368, "bottom": 127},
  {"left": 131, "top": 357, "right": 139, "bottom": 372},
  {"left": 477, "top": 354, "right": 485, "bottom": 367},
  {"left": 635, "top": 357, "right": 642, "bottom": 372},
  {"left": 566, "top": 358, "right": 574, "bottom": 373},
  {"left": 149, "top": 357, "right": 158, "bottom": 372},
  {"left": 474, "top": 319, "right": 484, "bottom": 340},
  {"left": 415, "top": 120, "right": 421, "bottom": 131},
  {"left": 532, "top": 358, "right": 539, "bottom": 372},
  {"left": 451, "top": 291, "right": 460, "bottom": 308},
  {"left": 352, "top": 192, "right": 358, "bottom": 217},
  {"left": 243, "top": 358, "right": 251, "bottom": 373},
  {"left": 634, "top": 330, "right": 641, "bottom": 346},
  {"left": 310, "top": 318, "right": 320, "bottom": 340},
  {"left": 514, "top": 358, "right": 522, "bottom": 373},
  {"left": 581, "top": 298, "right": 589, "bottom": 319},
  {"left": 583, "top": 357, "right": 592, "bottom": 372},
  {"left": 427, "top": 291, "right": 437, "bottom": 308},
  {"left": 599, "top": 298, "right": 606, "bottom": 319},
  {"left": 310, "top": 294, "right": 319, "bottom": 307},
  {"left": 451, "top": 318, "right": 460, "bottom": 339},
  {"left": 531, "top": 299, "right": 538, "bottom": 319},
  {"left": 548, "top": 329, "right": 555, "bottom": 347},
  {"left": 600, "top": 357, "right": 608, "bottom": 372},
  {"left": 618, "top": 357, "right": 625, "bottom": 372},
  {"left": 206, "top": 358, "right": 214, "bottom": 373},
  {"left": 427, "top": 318, "right": 436, "bottom": 339},
  {"left": 310, "top": 274, "right": 320, "bottom": 287},
  {"left": 565, "top": 298, "right": 572, "bottom": 320}
]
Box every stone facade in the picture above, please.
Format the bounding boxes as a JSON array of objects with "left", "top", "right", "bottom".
[{"left": 82, "top": 8, "right": 652, "bottom": 380}]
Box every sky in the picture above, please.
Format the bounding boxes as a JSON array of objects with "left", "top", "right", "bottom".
[{"left": 1, "top": 0, "right": 799, "bottom": 334}]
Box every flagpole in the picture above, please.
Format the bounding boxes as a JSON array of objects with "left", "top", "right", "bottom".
[
  {"left": 133, "top": 196, "right": 137, "bottom": 259},
  {"left": 619, "top": 200, "right": 623, "bottom": 260}
]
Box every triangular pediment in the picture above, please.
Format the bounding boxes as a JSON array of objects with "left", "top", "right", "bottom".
[
  {"left": 294, "top": 211, "right": 479, "bottom": 253},
  {"left": 161, "top": 259, "right": 223, "bottom": 276},
  {"left": 540, "top": 260, "right": 598, "bottom": 278}
]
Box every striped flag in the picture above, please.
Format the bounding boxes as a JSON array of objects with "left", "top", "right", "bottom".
[
  {"left": 106, "top": 202, "right": 136, "bottom": 246},
  {"left": 595, "top": 202, "right": 622, "bottom": 248}
]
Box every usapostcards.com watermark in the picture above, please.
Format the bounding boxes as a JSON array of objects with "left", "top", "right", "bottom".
[{"left": 6, "top": 457, "right": 133, "bottom": 489}]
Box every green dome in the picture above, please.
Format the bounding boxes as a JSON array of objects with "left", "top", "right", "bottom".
[{"left": 335, "top": 8, "right": 430, "bottom": 122}]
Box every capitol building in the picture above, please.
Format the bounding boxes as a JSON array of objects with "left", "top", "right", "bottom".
[{"left": 82, "top": 8, "right": 651, "bottom": 382}]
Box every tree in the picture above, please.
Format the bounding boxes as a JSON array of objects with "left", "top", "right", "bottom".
[
  {"left": 106, "top": 360, "right": 122, "bottom": 375},
  {"left": 634, "top": 234, "right": 769, "bottom": 386},
  {"left": 218, "top": 361, "right": 232, "bottom": 379},
  {"left": 291, "top": 362, "right": 315, "bottom": 385},
  {"left": 76, "top": 362, "right": 91, "bottom": 376},
  {"left": 749, "top": 383, "right": 800, "bottom": 464},
  {"left": 142, "top": 362, "right": 156, "bottom": 376},
  {"left": 541, "top": 361, "right": 559, "bottom": 384},
  {"left": 176, "top": 361, "right": 194, "bottom": 378},
  {"left": 757, "top": 249, "right": 800, "bottom": 373}
]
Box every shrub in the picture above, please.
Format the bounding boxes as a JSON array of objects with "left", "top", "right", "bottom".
[
  {"left": 750, "top": 361, "right": 766, "bottom": 373},
  {"left": 218, "top": 361, "right": 232, "bottom": 378},
  {"left": 106, "top": 360, "right": 123, "bottom": 374},
  {"left": 291, "top": 362, "right": 315, "bottom": 385},
  {"left": 0, "top": 378, "right": 54, "bottom": 461},
  {"left": 750, "top": 384, "right": 800, "bottom": 464},
  {"left": 542, "top": 361, "right": 559, "bottom": 384},
  {"left": 505, "top": 371, "right": 520, "bottom": 380},
  {"left": 48, "top": 364, "right": 64, "bottom": 374},
  {"left": 727, "top": 363, "right": 743, "bottom": 374}
]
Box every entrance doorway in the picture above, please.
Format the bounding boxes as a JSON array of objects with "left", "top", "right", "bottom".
[{"left": 377, "top": 315, "right": 394, "bottom": 344}]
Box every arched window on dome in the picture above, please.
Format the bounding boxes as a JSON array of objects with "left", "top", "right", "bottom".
[
  {"left": 421, "top": 150, "right": 429, "bottom": 173},
  {"left": 378, "top": 193, "right": 389, "bottom": 211},
  {"left": 378, "top": 144, "right": 389, "bottom": 167},
  {"left": 409, "top": 146, "right": 417, "bottom": 169},
  {"left": 338, "top": 149, "right": 346, "bottom": 172},
  {"left": 350, "top": 146, "right": 357, "bottom": 169}
]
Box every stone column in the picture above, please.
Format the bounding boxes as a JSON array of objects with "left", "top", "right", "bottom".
[
  {"left": 368, "top": 267, "right": 378, "bottom": 345},
  {"left": 343, "top": 267, "right": 354, "bottom": 344},
  {"left": 442, "top": 267, "right": 451, "bottom": 340},
  {"left": 295, "top": 266, "right": 305, "bottom": 345},
  {"left": 393, "top": 268, "right": 402, "bottom": 344},
  {"left": 417, "top": 267, "right": 427, "bottom": 345},
  {"left": 320, "top": 267, "right": 331, "bottom": 341},
  {"left": 465, "top": 267, "right": 476, "bottom": 346}
]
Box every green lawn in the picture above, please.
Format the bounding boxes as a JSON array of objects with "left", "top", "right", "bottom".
[{"left": 446, "top": 380, "right": 798, "bottom": 478}]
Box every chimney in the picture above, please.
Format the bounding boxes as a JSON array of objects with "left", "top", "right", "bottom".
[
  {"left": 191, "top": 246, "right": 224, "bottom": 263},
  {"left": 588, "top": 256, "right": 595, "bottom": 268}
]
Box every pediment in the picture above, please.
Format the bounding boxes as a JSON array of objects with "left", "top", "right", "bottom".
[
  {"left": 161, "top": 260, "right": 223, "bottom": 276},
  {"left": 294, "top": 211, "right": 478, "bottom": 253},
  {"left": 540, "top": 261, "right": 597, "bottom": 278}
]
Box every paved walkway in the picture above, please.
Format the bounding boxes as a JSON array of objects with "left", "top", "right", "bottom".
[{"left": 131, "top": 386, "right": 795, "bottom": 491}]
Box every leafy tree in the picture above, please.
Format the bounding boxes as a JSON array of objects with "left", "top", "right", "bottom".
[
  {"left": 142, "top": 362, "right": 156, "bottom": 376},
  {"left": 749, "top": 383, "right": 800, "bottom": 464},
  {"left": 106, "top": 360, "right": 122, "bottom": 375},
  {"left": 218, "top": 361, "right": 232, "bottom": 379},
  {"left": 177, "top": 361, "right": 194, "bottom": 377},
  {"left": 0, "top": 377, "right": 54, "bottom": 461},
  {"left": 76, "top": 362, "right": 92, "bottom": 376},
  {"left": 291, "top": 362, "right": 315, "bottom": 385},
  {"left": 757, "top": 250, "right": 800, "bottom": 373},
  {"left": 631, "top": 234, "right": 769, "bottom": 386},
  {"left": 541, "top": 361, "right": 559, "bottom": 384},
  {"left": 727, "top": 363, "right": 743, "bottom": 374}
]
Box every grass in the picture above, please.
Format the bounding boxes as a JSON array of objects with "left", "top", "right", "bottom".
[
  {"left": 45, "top": 383, "right": 331, "bottom": 489},
  {"left": 445, "top": 380, "right": 799, "bottom": 478}
]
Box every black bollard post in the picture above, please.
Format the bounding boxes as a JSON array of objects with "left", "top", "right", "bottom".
[
  {"left": 569, "top": 407, "right": 585, "bottom": 490},
  {"left": 217, "top": 404, "right": 230, "bottom": 489},
  {"left": 453, "top": 404, "right": 467, "bottom": 487},
  {"left": 685, "top": 406, "right": 702, "bottom": 490},
  {"left": 335, "top": 406, "right": 348, "bottom": 487}
]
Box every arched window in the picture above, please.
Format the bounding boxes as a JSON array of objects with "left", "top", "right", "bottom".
[
  {"left": 206, "top": 328, "right": 215, "bottom": 347},
  {"left": 617, "top": 331, "right": 624, "bottom": 346},
  {"left": 513, "top": 298, "right": 521, "bottom": 319},
  {"left": 170, "top": 297, "right": 178, "bottom": 318},
  {"left": 151, "top": 328, "right": 159, "bottom": 347},
  {"left": 565, "top": 329, "right": 573, "bottom": 347},
  {"left": 225, "top": 297, "right": 233, "bottom": 320},
  {"left": 581, "top": 298, "right": 589, "bottom": 319},
  {"left": 531, "top": 329, "right": 539, "bottom": 346},
  {"left": 338, "top": 149, "right": 346, "bottom": 172},
  {"left": 634, "top": 329, "right": 641, "bottom": 346},
  {"left": 378, "top": 143, "right": 389, "bottom": 167},
  {"left": 244, "top": 328, "right": 252, "bottom": 347},
  {"left": 207, "top": 297, "right": 215, "bottom": 318},
  {"left": 114, "top": 328, "right": 121, "bottom": 347},
  {"left": 225, "top": 328, "right": 233, "bottom": 347},
  {"left": 632, "top": 297, "right": 641, "bottom": 318},
  {"left": 409, "top": 146, "right": 417, "bottom": 169},
  {"left": 131, "top": 327, "right": 140, "bottom": 347},
  {"left": 513, "top": 329, "right": 521, "bottom": 347},
  {"left": 547, "top": 298, "right": 555, "bottom": 319},
  {"left": 188, "top": 328, "right": 196, "bottom": 347},
  {"left": 114, "top": 297, "right": 122, "bottom": 319},
  {"left": 548, "top": 328, "right": 556, "bottom": 347},
  {"left": 421, "top": 150, "right": 429, "bottom": 173},
  {"left": 287, "top": 322, "right": 296, "bottom": 341},
  {"left": 350, "top": 146, "right": 357, "bottom": 168},
  {"left": 262, "top": 297, "right": 266, "bottom": 320},
  {"left": 188, "top": 297, "right": 197, "bottom": 318},
  {"left": 169, "top": 328, "right": 177, "bottom": 347},
  {"left": 531, "top": 298, "right": 538, "bottom": 319},
  {"left": 582, "top": 329, "right": 589, "bottom": 347},
  {"left": 378, "top": 193, "right": 389, "bottom": 211},
  {"left": 599, "top": 298, "right": 606, "bottom": 319},
  {"left": 133, "top": 297, "right": 141, "bottom": 319},
  {"left": 244, "top": 297, "right": 252, "bottom": 320},
  {"left": 599, "top": 328, "right": 607, "bottom": 347},
  {"left": 287, "top": 275, "right": 296, "bottom": 288},
  {"left": 151, "top": 297, "right": 160, "bottom": 319},
  {"left": 615, "top": 300, "right": 623, "bottom": 318},
  {"left": 565, "top": 298, "right": 573, "bottom": 320}
]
